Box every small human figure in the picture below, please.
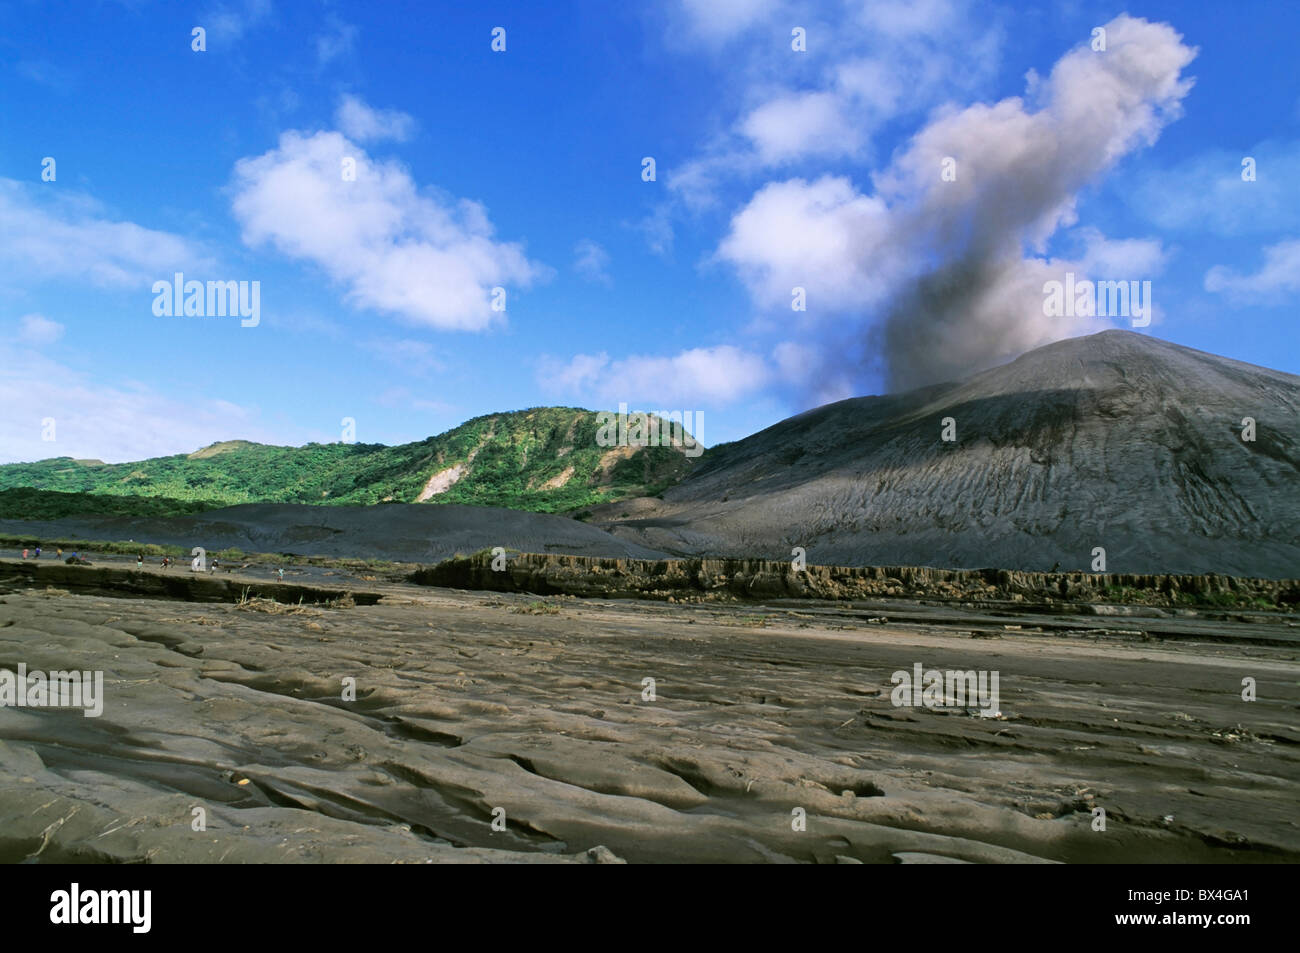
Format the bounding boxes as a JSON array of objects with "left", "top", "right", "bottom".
[
  {"left": 137, "top": 553, "right": 144, "bottom": 569},
  {"left": 34, "top": 546, "right": 41, "bottom": 559},
  {"left": 56, "top": 548, "right": 63, "bottom": 559},
  {"left": 22, "top": 549, "right": 28, "bottom": 559},
  {"left": 277, "top": 568, "right": 284, "bottom": 582}
]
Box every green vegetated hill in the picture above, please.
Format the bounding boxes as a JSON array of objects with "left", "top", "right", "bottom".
[
  {"left": 0, "top": 407, "right": 699, "bottom": 519},
  {"left": 0, "top": 487, "right": 214, "bottom": 521}
]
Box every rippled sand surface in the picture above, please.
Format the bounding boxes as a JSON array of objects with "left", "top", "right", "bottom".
[{"left": 2, "top": 566, "right": 1296, "bottom": 863}]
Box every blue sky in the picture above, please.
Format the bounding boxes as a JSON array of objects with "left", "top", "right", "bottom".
[{"left": 2, "top": 0, "right": 1297, "bottom": 463}]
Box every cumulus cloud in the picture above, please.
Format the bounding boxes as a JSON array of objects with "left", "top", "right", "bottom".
[
  {"left": 230, "top": 125, "right": 545, "bottom": 331},
  {"left": 539, "top": 345, "right": 771, "bottom": 406},
  {"left": 1072, "top": 227, "right": 1168, "bottom": 277},
  {"left": 315, "top": 16, "right": 359, "bottom": 67},
  {"left": 664, "top": 0, "right": 1004, "bottom": 209},
  {"left": 716, "top": 176, "right": 898, "bottom": 311},
  {"left": 1132, "top": 140, "right": 1300, "bottom": 236},
  {"left": 0, "top": 179, "right": 210, "bottom": 288},
  {"left": 740, "top": 91, "right": 861, "bottom": 165},
  {"left": 201, "top": 0, "right": 271, "bottom": 43},
  {"left": 634, "top": 204, "right": 675, "bottom": 257},
  {"left": 770, "top": 339, "right": 858, "bottom": 406},
  {"left": 335, "top": 94, "right": 414, "bottom": 142},
  {"left": 717, "top": 14, "right": 1197, "bottom": 393},
  {"left": 18, "top": 314, "right": 64, "bottom": 346},
  {"left": 573, "top": 239, "right": 612, "bottom": 285},
  {"left": 676, "top": 0, "right": 779, "bottom": 42},
  {"left": 1205, "top": 238, "right": 1300, "bottom": 302}
]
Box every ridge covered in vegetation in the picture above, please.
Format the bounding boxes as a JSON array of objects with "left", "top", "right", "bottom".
[{"left": 0, "top": 407, "right": 698, "bottom": 519}]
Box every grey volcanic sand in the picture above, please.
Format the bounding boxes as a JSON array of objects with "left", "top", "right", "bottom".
[
  {"left": 1, "top": 566, "right": 1297, "bottom": 863},
  {"left": 591, "top": 331, "right": 1300, "bottom": 578},
  {"left": 0, "top": 501, "right": 669, "bottom": 563}
]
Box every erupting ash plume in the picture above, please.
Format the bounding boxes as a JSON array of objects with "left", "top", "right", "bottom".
[{"left": 720, "top": 15, "right": 1197, "bottom": 397}]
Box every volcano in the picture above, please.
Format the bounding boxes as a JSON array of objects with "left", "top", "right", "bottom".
[{"left": 592, "top": 330, "right": 1300, "bottom": 578}]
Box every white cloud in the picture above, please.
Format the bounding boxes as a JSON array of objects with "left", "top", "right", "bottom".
[
  {"left": 633, "top": 204, "right": 675, "bottom": 257},
  {"left": 18, "top": 314, "right": 65, "bottom": 346},
  {"left": 716, "top": 175, "right": 897, "bottom": 312},
  {"left": 1132, "top": 140, "right": 1300, "bottom": 236},
  {"left": 740, "top": 91, "right": 860, "bottom": 165},
  {"left": 573, "top": 239, "right": 612, "bottom": 285},
  {"left": 1205, "top": 239, "right": 1300, "bottom": 301},
  {"left": 230, "top": 127, "right": 545, "bottom": 331},
  {"left": 770, "top": 339, "right": 856, "bottom": 404},
  {"left": 335, "top": 94, "right": 415, "bottom": 143},
  {"left": 0, "top": 179, "right": 211, "bottom": 289},
  {"left": 676, "top": 0, "right": 779, "bottom": 41},
  {"left": 315, "top": 17, "right": 358, "bottom": 67},
  {"left": 663, "top": 0, "right": 1005, "bottom": 208},
  {"left": 0, "top": 344, "right": 275, "bottom": 465},
  {"left": 1073, "top": 227, "right": 1167, "bottom": 277},
  {"left": 543, "top": 352, "right": 610, "bottom": 393},
  {"left": 374, "top": 386, "right": 457, "bottom": 416},
  {"left": 201, "top": 0, "right": 272, "bottom": 43},
  {"left": 540, "top": 345, "right": 772, "bottom": 406},
  {"left": 855, "top": 0, "right": 966, "bottom": 37},
  {"left": 362, "top": 337, "right": 445, "bottom": 375}
]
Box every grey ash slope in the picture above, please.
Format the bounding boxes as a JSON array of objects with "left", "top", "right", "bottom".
[
  {"left": 593, "top": 330, "right": 1300, "bottom": 577},
  {"left": 0, "top": 502, "right": 669, "bottom": 563}
]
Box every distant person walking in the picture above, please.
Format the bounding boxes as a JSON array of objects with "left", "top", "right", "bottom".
[
  {"left": 21, "top": 549, "right": 28, "bottom": 560},
  {"left": 56, "top": 548, "right": 63, "bottom": 559},
  {"left": 137, "top": 553, "right": 144, "bottom": 569},
  {"left": 34, "top": 546, "right": 40, "bottom": 559},
  {"left": 277, "top": 568, "right": 284, "bottom": 582}
]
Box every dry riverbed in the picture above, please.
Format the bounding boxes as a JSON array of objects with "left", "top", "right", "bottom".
[{"left": 1, "top": 559, "right": 1296, "bottom": 864}]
